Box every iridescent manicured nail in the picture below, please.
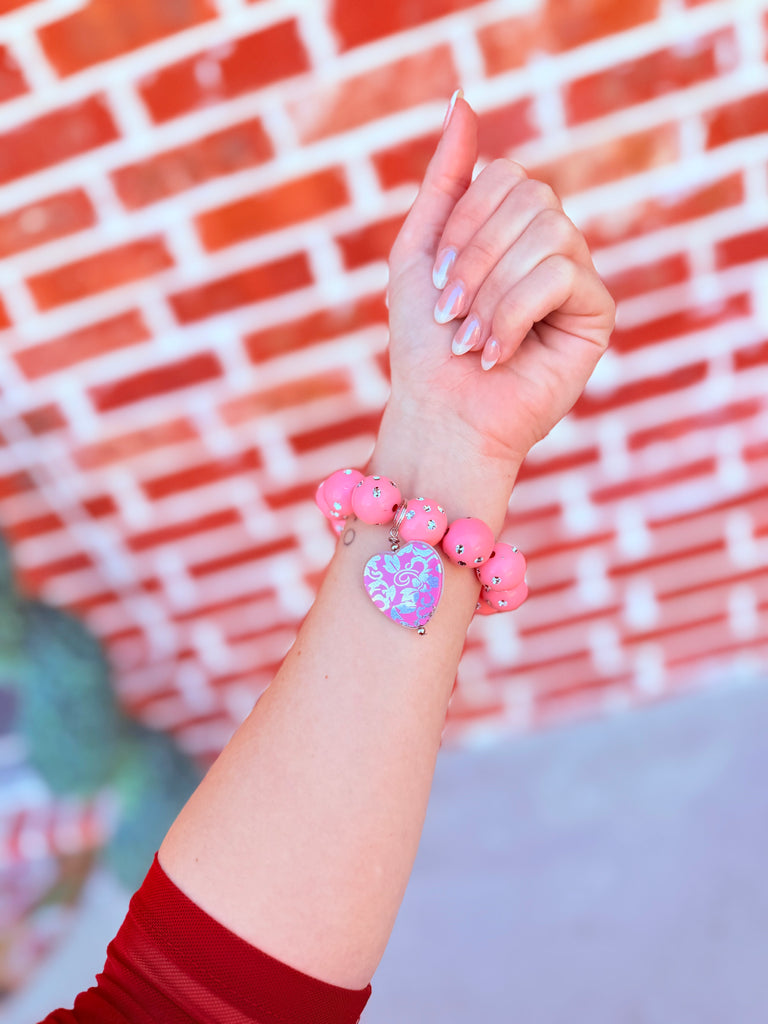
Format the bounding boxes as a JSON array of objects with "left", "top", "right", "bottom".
[
  {"left": 452, "top": 314, "right": 481, "bottom": 355},
  {"left": 443, "top": 88, "right": 463, "bottom": 132},
  {"left": 432, "top": 247, "right": 457, "bottom": 290},
  {"left": 434, "top": 281, "right": 465, "bottom": 324},
  {"left": 481, "top": 337, "right": 501, "bottom": 371}
]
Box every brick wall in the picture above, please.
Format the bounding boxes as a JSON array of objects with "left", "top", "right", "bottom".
[{"left": 2, "top": 0, "right": 768, "bottom": 866}]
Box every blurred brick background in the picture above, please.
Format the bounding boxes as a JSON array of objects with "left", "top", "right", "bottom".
[{"left": 1, "top": 0, "right": 768, "bottom": 901}]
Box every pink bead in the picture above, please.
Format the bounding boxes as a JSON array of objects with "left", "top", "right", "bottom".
[
  {"left": 319, "top": 468, "right": 364, "bottom": 519},
  {"left": 476, "top": 542, "right": 526, "bottom": 591},
  {"left": 442, "top": 517, "right": 494, "bottom": 567},
  {"left": 351, "top": 475, "right": 402, "bottom": 525},
  {"left": 482, "top": 580, "right": 528, "bottom": 612},
  {"left": 398, "top": 497, "right": 448, "bottom": 545},
  {"left": 474, "top": 596, "right": 497, "bottom": 616}
]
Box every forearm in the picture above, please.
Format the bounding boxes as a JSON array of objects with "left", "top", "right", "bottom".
[{"left": 158, "top": 425, "right": 520, "bottom": 990}]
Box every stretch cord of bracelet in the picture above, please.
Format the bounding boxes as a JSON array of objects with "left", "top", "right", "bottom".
[{"left": 315, "top": 468, "right": 528, "bottom": 635}]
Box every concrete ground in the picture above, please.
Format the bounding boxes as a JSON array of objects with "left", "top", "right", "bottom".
[{"left": 5, "top": 679, "right": 768, "bottom": 1023}]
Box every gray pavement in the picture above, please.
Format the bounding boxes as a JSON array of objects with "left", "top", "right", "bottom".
[
  {"left": 5, "top": 679, "right": 768, "bottom": 1023},
  {"left": 363, "top": 680, "right": 768, "bottom": 1023}
]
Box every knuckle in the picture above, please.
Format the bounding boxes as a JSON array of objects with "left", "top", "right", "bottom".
[
  {"left": 522, "top": 178, "right": 560, "bottom": 212},
  {"left": 536, "top": 208, "right": 579, "bottom": 251}
]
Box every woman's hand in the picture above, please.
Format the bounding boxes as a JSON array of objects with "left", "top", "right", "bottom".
[{"left": 380, "top": 94, "right": 615, "bottom": 494}]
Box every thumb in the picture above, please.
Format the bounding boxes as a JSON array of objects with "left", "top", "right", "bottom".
[{"left": 393, "top": 92, "right": 478, "bottom": 266}]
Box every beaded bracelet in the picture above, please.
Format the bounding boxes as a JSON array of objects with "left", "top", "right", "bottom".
[{"left": 315, "top": 469, "right": 528, "bottom": 635}]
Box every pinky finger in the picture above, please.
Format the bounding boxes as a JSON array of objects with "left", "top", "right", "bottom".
[{"left": 482, "top": 255, "right": 610, "bottom": 371}]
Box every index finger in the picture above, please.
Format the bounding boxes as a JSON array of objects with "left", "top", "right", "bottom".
[{"left": 431, "top": 158, "right": 529, "bottom": 289}]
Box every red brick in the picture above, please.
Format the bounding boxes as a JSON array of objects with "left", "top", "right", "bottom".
[
  {"left": 543, "top": 0, "right": 661, "bottom": 51},
  {"left": 290, "top": 411, "right": 382, "bottom": 454},
  {"left": 290, "top": 45, "right": 457, "bottom": 144},
  {"left": 244, "top": 293, "right": 386, "bottom": 363},
  {"left": 517, "top": 445, "right": 600, "bottom": 483},
  {"left": 584, "top": 174, "right": 743, "bottom": 249},
  {"left": 337, "top": 215, "right": 402, "bottom": 270},
  {"left": 39, "top": 0, "right": 216, "bottom": 75},
  {"left": 373, "top": 132, "right": 440, "bottom": 191},
  {"left": 744, "top": 439, "right": 768, "bottom": 463},
  {"left": 715, "top": 226, "right": 768, "bottom": 269},
  {"left": 128, "top": 508, "right": 241, "bottom": 552},
  {"left": 592, "top": 455, "right": 716, "bottom": 504},
  {"left": 263, "top": 480, "right": 319, "bottom": 511},
  {"left": 524, "top": 529, "right": 615, "bottom": 562},
  {"left": 611, "top": 537, "right": 723, "bottom": 579},
  {"left": 629, "top": 398, "right": 764, "bottom": 449},
  {"left": 0, "top": 189, "right": 95, "bottom": 259},
  {"left": 533, "top": 124, "right": 678, "bottom": 197},
  {"left": 76, "top": 417, "right": 197, "bottom": 469},
  {"left": 190, "top": 535, "right": 296, "bottom": 577},
  {"left": 139, "top": 21, "right": 308, "bottom": 124},
  {"left": 21, "top": 403, "right": 66, "bottom": 435},
  {"left": 477, "top": 99, "right": 538, "bottom": 157},
  {"left": 4, "top": 512, "right": 64, "bottom": 544},
  {"left": 0, "top": 43, "right": 27, "bottom": 101},
  {"left": 14, "top": 310, "right": 150, "bottom": 380},
  {"left": 89, "top": 352, "right": 222, "bottom": 412},
  {"left": 27, "top": 237, "right": 173, "bottom": 311},
  {"left": 83, "top": 494, "right": 117, "bottom": 517},
  {"left": 18, "top": 551, "right": 93, "bottom": 592},
  {"left": 610, "top": 292, "right": 750, "bottom": 353},
  {"left": 649, "top": 483, "right": 768, "bottom": 530},
  {"left": 197, "top": 168, "right": 349, "bottom": 252},
  {"left": 174, "top": 587, "right": 273, "bottom": 623},
  {"left": 705, "top": 90, "right": 768, "bottom": 149},
  {"left": 573, "top": 360, "right": 708, "bottom": 416},
  {"left": 0, "top": 96, "right": 119, "bottom": 186},
  {"left": 143, "top": 448, "right": 262, "bottom": 500},
  {"left": 734, "top": 338, "right": 768, "bottom": 371},
  {"left": 330, "top": 0, "right": 485, "bottom": 50},
  {"left": 0, "top": 469, "right": 34, "bottom": 499},
  {"left": 112, "top": 118, "right": 273, "bottom": 209},
  {"left": 625, "top": 609, "right": 726, "bottom": 646},
  {"left": 169, "top": 253, "right": 311, "bottom": 323},
  {"left": 566, "top": 30, "right": 734, "bottom": 124},
  {"left": 220, "top": 369, "right": 350, "bottom": 425},
  {"left": 478, "top": 15, "right": 539, "bottom": 76},
  {"left": 602, "top": 254, "right": 689, "bottom": 303}
]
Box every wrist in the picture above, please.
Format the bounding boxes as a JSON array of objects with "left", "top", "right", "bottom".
[{"left": 368, "top": 400, "right": 521, "bottom": 535}]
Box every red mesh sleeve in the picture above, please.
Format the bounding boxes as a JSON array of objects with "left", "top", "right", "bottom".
[{"left": 39, "top": 853, "right": 372, "bottom": 1024}]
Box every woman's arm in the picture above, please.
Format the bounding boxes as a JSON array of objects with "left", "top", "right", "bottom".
[{"left": 157, "top": 95, "right": 614, "bottom": 992}]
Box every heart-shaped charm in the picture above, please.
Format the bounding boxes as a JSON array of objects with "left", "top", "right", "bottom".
[{"left": 363, "top": 541, "right": 443, "bottom": 630}]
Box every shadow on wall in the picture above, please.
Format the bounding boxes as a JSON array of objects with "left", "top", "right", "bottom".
[{"left": 0, "top": 532, "right": 201, "bottom": 999}]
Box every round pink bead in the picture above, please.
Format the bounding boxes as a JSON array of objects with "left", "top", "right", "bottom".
[
  {"left": 398, "top": 497, "right": 448, "bottom": 545},
  {"left": 482, "top": 580, "right": 528, "bottom": 612},
  {"left": 474, "top": 595, "right": 497, "bottom": 616},
  {"left": 442, "top": 517, "right": 494, "bottom": 567},
  {"left": 476, "top": 543, "right": 527, "bottom": 591},
  {"left": 351, "top": 475, "right": 402, "bottom": 525},
  {"left": 319, "top": 468, "right": 364, "bottom": 519}
]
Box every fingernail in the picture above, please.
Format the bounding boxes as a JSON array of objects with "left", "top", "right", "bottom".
[
  {"left": 452, "top": 314, "right": 481, "bottom": 355},
  {"left": 481, "top": 337, "right": 500, "bottom": 371},
  {"left": 432, "top": 247, "right": 457, "bottom": 290},
  {"left": 434, "top": 281, "right": 465, "bottom": 324},
  {"left": 443, "top": 88, "right": 463, "bottom": 132}
]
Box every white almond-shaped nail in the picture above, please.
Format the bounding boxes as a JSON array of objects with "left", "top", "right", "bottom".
[
  {"left": 432, "top": 248, "right": 457, "bottom": 290},
  {"left": 481, "top": 338, "right": 500, "bottom": 371}
]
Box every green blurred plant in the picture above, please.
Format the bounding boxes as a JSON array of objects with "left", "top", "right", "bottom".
[{"left": 0, "top": 533, "right": 202, "bottom": 889}]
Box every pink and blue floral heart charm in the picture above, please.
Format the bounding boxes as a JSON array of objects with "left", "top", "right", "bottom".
[{"left": 363, "top": 541, "right": 443, "bottom": 631}]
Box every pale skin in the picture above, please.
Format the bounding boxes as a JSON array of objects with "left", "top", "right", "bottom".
[{"left": 158, "top": 95, "right": 615, "bottom": 991}]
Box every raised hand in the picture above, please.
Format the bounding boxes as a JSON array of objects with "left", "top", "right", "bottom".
[{"left": 383, "top": 94, "right": 615, "bottom": 475}]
